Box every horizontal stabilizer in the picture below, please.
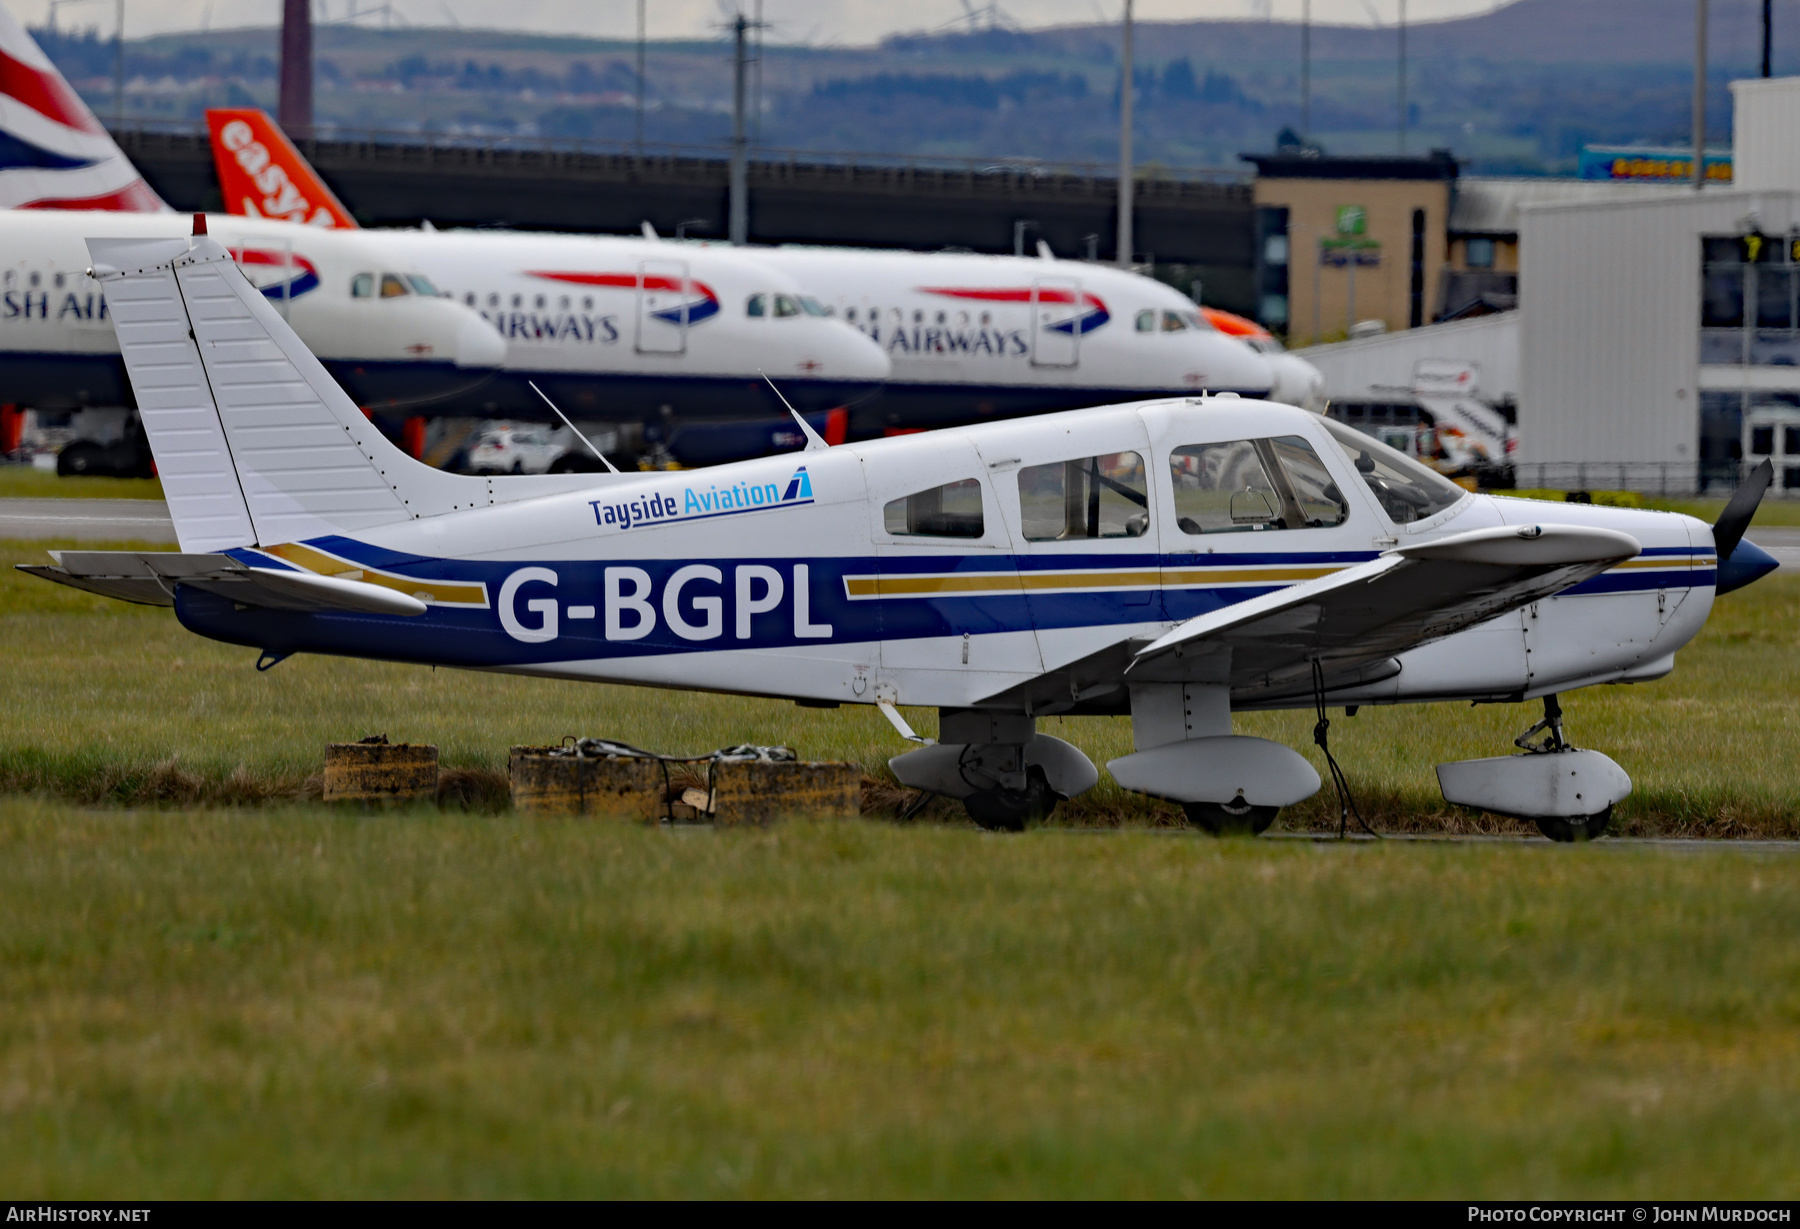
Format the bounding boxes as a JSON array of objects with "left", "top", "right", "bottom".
[{"left": 18, "top": 550, "right": 428, "bottom": 616}]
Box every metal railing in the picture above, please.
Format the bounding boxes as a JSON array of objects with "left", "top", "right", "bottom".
[
  {"left": 1510, "top": 460, "right": 1757, "bottom": 498},
  {"left": 108, "top": 118, "right": 1252, "bottom": 193}
]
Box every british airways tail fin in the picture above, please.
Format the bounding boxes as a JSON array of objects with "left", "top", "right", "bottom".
[
  {"left": 88, "top": 229, "right": 609, "bottom": 553},
  {"left": 0, "top": 7, "right": 166, "bottom": 211},
  {"left": 205, "top": 108, "right": 357, "bottom": 229}
]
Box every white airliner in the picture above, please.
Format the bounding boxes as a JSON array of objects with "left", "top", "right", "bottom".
[
  {"left": 25, "top": 228, "right": 1781, "bottom": 842},
  {"left": 1, "top": 210, "right": 508, "bottom": 412},
  {"left": 206, "top": 108, "right": 889, "bottom": 452},
  {"left": 0, "top": 8, "right": 889, "bottom": 465},
  {"left": 203, "top": 109, "right": 1301, "bottom": 440},
  {"left": 734, "top": 244, "right": 1286, "bottom": 435},
  {"left": 0, "top": 7, "right": 504, "bottom": 415}
]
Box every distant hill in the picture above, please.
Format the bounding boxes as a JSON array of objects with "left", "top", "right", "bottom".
[{"left": 32, "top": 0, "right": 1795, "bottom": 175}]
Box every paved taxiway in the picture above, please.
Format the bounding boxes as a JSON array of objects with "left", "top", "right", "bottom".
[
  {"left": 2, "top": 499, "right": 1800, "bottom": 565},
  {"left": 0, "top": 498, "right": 177, "bottom": 544}
]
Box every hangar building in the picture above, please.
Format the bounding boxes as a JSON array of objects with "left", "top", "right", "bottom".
[{"left": 1520, "top": 76, "right": 1800, "bottom": 495}]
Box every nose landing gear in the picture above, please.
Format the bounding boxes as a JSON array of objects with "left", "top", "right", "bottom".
[{"left": 1436, "top": 694, "right": 1631, "bottom": 842}]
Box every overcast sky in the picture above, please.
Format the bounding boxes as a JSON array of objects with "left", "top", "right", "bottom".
[{"left": 6, "top": 0, "right": 1512, "bottom": 47}]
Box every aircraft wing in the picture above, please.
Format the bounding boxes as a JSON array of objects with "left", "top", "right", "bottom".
[
  {"left": 983, "top": 524, "right": 1640, "bottom": 711},
  {"left": 17, "top": 550, "right": 428, "bottom": 616}
]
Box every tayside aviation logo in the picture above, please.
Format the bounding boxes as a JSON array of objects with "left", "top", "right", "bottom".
[{"left": 588, "top": 466, "right": 815, "bottom": 530}]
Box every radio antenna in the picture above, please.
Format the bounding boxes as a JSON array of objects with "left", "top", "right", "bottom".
[
  {"left": 529, "top": 380, "right": 620, "bottom": 473},
  {"left": 760, "top": 372, "right": 829, "bottom": 451}
]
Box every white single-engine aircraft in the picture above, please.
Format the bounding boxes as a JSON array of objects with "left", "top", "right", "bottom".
[{"left": 24, "top": 229, "right": 1781, "bottom": 840}]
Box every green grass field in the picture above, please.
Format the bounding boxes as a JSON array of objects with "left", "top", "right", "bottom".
[
  {"left": 5, "top": 536, "right": 1800, "bottom": 1196},
  {"left": 0, "top": 466, "right": 163, "bottom": 500},
  {"left": 0, "top": 805, "right": 1796, "bottom": 1198}
]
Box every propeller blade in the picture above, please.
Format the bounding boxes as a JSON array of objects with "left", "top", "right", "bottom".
[{"left": 1713, "top": 458, "right": 1773, "bottom": 563}]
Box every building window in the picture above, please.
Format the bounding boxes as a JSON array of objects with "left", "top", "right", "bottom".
[
  {"left": 1409, "top": 209, "right": 1427, "bottom": 329},
  {"left": 1466, "top": 237, "right": 1496, "bottom": 269}
]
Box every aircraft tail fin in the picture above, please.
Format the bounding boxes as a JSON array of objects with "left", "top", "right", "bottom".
[
  {"left": 205, "top": 108, "right": 357, "bottom": 229},
  {"left": 0, "top": 7, "right": 167, "bottom": 211},
  {"left": 88, "top": 229, "right": 598, "bottom": 553}
]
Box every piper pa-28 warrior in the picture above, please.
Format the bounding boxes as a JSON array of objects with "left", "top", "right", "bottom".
[{"left": 24, "top": 229, "right": 1782, "bottom": 839}]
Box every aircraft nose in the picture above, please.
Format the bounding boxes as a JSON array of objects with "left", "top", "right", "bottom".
[
  {"left": 454, "top": 311, "right": 508, "bottom": 369},
  {"left": 835, "top": 322, "right": 892, "bottom": 380}
]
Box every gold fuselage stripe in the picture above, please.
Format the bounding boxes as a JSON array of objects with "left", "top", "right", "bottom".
[{"left": 258, "top": 542, "right": 490, "bottom": 607}]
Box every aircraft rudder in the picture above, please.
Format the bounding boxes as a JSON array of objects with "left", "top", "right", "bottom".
[
  {"left": 0, "top": 6, "right": 168, "bottom": 212},
  {"left": 205, "top": 108, "right": 358, "bottom": 229}
]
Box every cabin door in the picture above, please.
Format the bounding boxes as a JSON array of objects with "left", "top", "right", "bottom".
[
  {"left": 1029, "top": 277, "right": 1082, "bottom": 369},
  {"left": 635, "top": 259, "right": 690, "bottom": 355},
  {"left": 864, "top": 437, "right": 1043, "bottom": 697}
]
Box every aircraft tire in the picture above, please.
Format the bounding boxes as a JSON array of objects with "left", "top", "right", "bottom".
[
  {"left": 961, "top": 766, "right": 1058, "bottom": 832},
  {"left": 1532, "top": 806, "right": 1613, "bottom": 843},
  {"left": 1183, "top": 800, "right": 1279, "bottom": 836},
  {"left": 56, "top": 442, "right": 100, "bottom": 476}
]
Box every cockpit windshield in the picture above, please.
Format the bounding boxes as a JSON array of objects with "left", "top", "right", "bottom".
[
  {"left": 406, "top": 273, "right": 441, "bottom": 297},
  {"left": 1318, "top": 416, "right": 1469, "bottom": 524}
]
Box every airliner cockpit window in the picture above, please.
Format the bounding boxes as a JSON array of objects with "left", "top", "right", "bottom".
[
  {"left": 1318, "top": 416, "right": 1467, "bottom": 524},
  {"left": 1169, "top": 437, "right": 1346, "bottom": 533},
  {"left": 407, "top": 274, "right": 440, "bottom": 296},
  {"left": 773, "top": 295, "right": 801, "bottom": 318},
  {"left": 350, "top": 273, "right": 373, "bottom": 298},
  {"left": 884, "top": 479, "right": 985, "bottom": 539},
  {"left": 799, "top": 295, "right": 831, "bottom": 317},
  {"left": 1135, "top": 310, "right": 1155, "bottom": 333},
  {"left": 746, "top": 293, "right": 767, "bottom": 318},
  {"left": 1161, "top": 311, "right": 1190, "bottom": 332},
  {"left": 379, "top": 274, "right": 409, "bottom": 298},
  {"left": 1018, "top": 452, "right": 1149, "bottom": 541}
]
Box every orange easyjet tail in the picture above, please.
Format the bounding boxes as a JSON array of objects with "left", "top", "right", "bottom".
[{"left": 205, "top": 108, "right": 358, "bottom": 229}]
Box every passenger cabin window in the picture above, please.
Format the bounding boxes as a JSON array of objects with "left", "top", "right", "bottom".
[
  {"left": 1170, "top": 437, "right": 1348, "bottom": 533},
  {"left": 1319, "top": 416, "right": 1467, "bottom": 524},
  {"left": 379, "top": 274, "right": 409, "bottom": 299},
  {"left": 1135, "top": 310, "right": 1155, "bottom": 333},
  {"left": 884, "top": 479, "right": 984, "bottom": 538},
  {"left": 1018, "top": 452, "right": 1150, "bottom": 540},
  {"left": 746, "top": 293, "right": 767, "bottom": 318},
  {"left": 351, "top": 273, "right": 374, "bottom": 298}
]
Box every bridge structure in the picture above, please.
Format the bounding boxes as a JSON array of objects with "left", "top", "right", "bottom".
[{"left": 112, "top": 123, "right": 1266, "bottom": 317}]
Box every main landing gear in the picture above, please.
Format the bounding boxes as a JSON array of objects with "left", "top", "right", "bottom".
[
  {"left": 888, "top": 710, "right": 1101, "bottom": 833},
  {"left": 1435, "top": 694, "right": 1633, "bottom": 842}
]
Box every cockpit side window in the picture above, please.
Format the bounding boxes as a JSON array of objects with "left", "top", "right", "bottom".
[
  {"left": 1018, "top": 452, "right": 1150, "bottom": 540},
  {"left": 1318, "top": 416, "right": 1468, "bottom": 524},
  {"left": 773, "top": 294, "right": 801, "bottom": 318},
  {"left": 379, "top": 273, "right": 409, "bottom": 298},
  {"left": 884, "top": 478, "right": 985, "bottom": 538},
  {"left": 1161, "top": 310, "right": 1190, "bottom": 332},
  {"left": 1170, "top": 436, "right": 1347, "bottom": 533},
  {"left": 351, "top": 272, "right": 374, "bottom": 298},
  {"left": 746, "top": 293, "right": 767, "bottom": 318},
  {"left": 1134, "top": 309, "right": 1155, "bottom": 333},
  {"left": 1169, "top": 440, "right": 1283, "bottom": 534}
]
